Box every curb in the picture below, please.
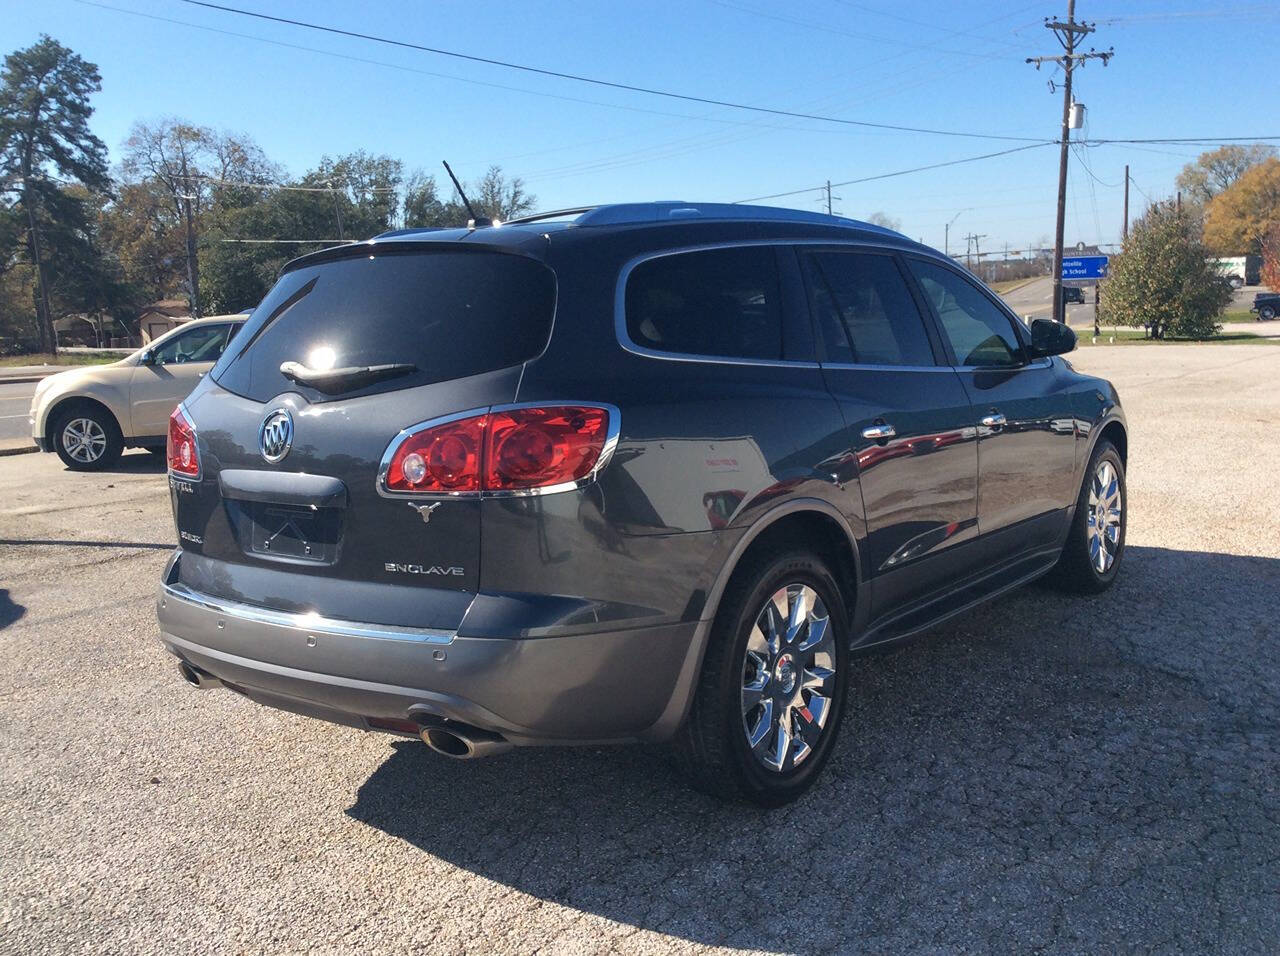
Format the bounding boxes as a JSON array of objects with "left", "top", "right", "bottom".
[
  {"left": 0, "top": 376, "right": 48, "bottom": 385},
  {"left": 0, "top": 444, "right": 37, "bottom": 458}
]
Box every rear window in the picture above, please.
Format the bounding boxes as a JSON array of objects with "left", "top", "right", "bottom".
[
  {"left": 624, "top": 246, "right": 783, "bottom": 361},
  {"left": 211, "top": 248, "right": 555, "bottom": 403}
]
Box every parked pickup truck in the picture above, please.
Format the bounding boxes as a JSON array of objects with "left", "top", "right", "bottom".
[{"left": 1251, "top": 292, "right": 1279, "bottom": 321}]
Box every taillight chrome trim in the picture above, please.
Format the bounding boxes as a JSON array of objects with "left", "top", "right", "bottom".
[
  {"left": 168, "top": 402, "right": 202, "bottom": 483},
  {"left": 375, "top": 401, "right": 621, "bottom": 500}
]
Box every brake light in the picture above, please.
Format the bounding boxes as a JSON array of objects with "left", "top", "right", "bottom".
[
  {"left": 382, "top": 405, "right": 615, "bottom": 495},
  {"left": 167, "top": 405, "right": 201, "bottom": 479}
]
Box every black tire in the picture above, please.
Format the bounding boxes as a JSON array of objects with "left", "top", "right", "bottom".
[
  {"left": 1047, "top": 439, "right": 1126, "bottom": 594},
  {"left": 51, "top": 405, "right": 123, "bottom": 471},
  {"left": 672, "top": 548, "right": 850, "bottom": 807},
  {"left": 1261, "top": 305, "right": 1277, "bottom": 321}
]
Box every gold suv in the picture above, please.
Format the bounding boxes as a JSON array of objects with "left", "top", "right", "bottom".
[{"left": 29, "top": 315, "right": 246, "bottom": 470}]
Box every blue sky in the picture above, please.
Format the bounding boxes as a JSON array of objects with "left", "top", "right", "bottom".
[{"left": 10, "top": 0, "right": 1280, "bottom": 254}]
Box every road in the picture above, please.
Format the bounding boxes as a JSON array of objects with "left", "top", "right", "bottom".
[
  {"left": 998, "top": 277, "right": 1275, "bottom": 331},
  {"left": 0, "top": 381, "right": 36, "bottom": 442},
  {"left": 1, "top": 345, "right": 1279, "bottom": 953},
  {"left": 997, "top": 276, "right": 1098, "bottom": 327}
]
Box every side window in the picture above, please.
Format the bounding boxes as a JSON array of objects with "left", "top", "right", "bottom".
[
  {"left": 906, "top": 259, "right": 1024, "bottom": 368},
  {"left": 625, "top": 246, "right": 783, "bottom": 360},
  {"left": 152, "top": 324, "right": 230, "bottom": 366},
  {"left": 803, "top": 252, "right": 935, "bottom": 366}
]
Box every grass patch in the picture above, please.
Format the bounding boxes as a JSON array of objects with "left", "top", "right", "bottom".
[
  {"left": 1079, "top": 329, "right": 1280, "bottom": 346},
  {"left": 0, "top": 352, "right": 121, "bottom": 368},
  {"left": 1221, "top": 309, "right": 1265, "bottom": 323},
  {"left": 988, "top": 278, "right": 1036, "bottom": 294}
]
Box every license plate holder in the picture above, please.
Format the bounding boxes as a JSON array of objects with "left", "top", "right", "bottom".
[{"left": 241, "top": 502, "right": 340, "bottom": 564}]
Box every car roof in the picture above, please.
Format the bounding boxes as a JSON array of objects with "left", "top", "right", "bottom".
[{"left": 283, "top": 202, "right": 930, "bottom": 273}]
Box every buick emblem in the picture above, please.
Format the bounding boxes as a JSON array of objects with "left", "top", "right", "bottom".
[{"left": 259, "top": 408, "right": 294, "bottom": 463}]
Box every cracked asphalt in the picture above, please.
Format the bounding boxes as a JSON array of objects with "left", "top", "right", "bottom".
[{"left": 1, "top": 344, "right": 1277, "bottom": 954}]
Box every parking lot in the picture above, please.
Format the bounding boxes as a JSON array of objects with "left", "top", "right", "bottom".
[{"left": 1, "top": 344, "right": 1277, "bottom": 953}]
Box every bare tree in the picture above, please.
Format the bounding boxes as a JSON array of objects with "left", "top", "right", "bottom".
[
  {"left": 866, "top": 211, "right": 901, "bottom": 233},
  {"left": 121, "top": 120, "right": 274, "bottom": 316},
  {"left": 474, "top": 166, "right": 535, "bottom": 221}
]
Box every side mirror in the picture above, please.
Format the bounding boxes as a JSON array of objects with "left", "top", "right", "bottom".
[
  {"left": 1028, "top": 318, "right": 1077, "bottom": 358},
  {"left": 140, "top": 349, "right": 156, "bottom": 366}
]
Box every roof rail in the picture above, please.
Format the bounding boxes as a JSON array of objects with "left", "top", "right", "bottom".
[
  {"left": 570, "top": 201, "right": 903, "bottom": 235},
  {"left": 503, "top": 206, "right": 598, "bottom": 225}
]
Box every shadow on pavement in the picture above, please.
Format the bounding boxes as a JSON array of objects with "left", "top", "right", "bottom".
[
  {"left": 0, "top": 588, "right": 25, "bottom": 629},
  {"left": 60, "top": 449, "right": 167, "bottom": 475},
  {"left": 347, "top": 545, "right": 1280, "bottom": 950}
]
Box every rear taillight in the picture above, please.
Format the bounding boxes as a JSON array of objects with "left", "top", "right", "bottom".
[
  {"left": 167, "top": 404, "right": 200, "bottom": 480},
  {"left": 382, "top": 404, "right": 616, "bottom": 496},
  {"left": 384, "top": 414, "right": 486, "bottom": 494}
]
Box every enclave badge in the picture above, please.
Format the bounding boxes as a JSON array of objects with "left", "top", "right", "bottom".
[{"left": 259, "top": 408, "right": 293, "bottom": 463}]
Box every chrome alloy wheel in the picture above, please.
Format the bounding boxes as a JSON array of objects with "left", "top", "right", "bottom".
[
  {"left": 62, "top": 417, "right": 108, "bottom": 464},
  {"left": 1087, "top": 459, "right": 1123, "bottom": 574},
  {"left": 741, "top": 584, "right": 838, "bottom": 773}
]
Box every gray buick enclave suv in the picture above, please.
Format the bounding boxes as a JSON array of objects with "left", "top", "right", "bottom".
[{"left": 157, "top": 202, "right": 1127, "bottom": 805}]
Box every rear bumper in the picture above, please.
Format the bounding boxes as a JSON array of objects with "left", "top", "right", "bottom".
[{"left": 156, "top": 574, "right": 699, "bottom": 746}]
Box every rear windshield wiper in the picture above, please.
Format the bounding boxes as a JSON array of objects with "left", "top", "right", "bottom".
[{"left": 279, "top": 361, "right": 417, "bottom": 395}]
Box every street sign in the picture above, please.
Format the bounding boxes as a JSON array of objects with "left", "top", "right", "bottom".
[{"left": 1061, "top": 255, "right": 1109, "bottom": 280}]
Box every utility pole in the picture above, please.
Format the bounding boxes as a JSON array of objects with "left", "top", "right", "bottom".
[
  {"left": 962, "top": 233, "right": 986, "bottom": 272},
  {"left": 1028, "top": 1, "right": 1113, "bottom": 322},
  {"left": 816, "top": 180, "right": 841, "bottom": 216},
  {"left": 1122, "top": 164, "right": 1129, "bottom": 240}
]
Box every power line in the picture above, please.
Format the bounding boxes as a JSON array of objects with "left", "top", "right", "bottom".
[
  {"left": 1090, "top": 136, "right": 1280, "bottom": 144},
  {"left": 172, "top": 0, "right": 1052, "bottom": 144},
  {"left": 708, "top": 0, "right": 1016, "bottom": 61},
  {"left": 734, "top": 143, "right": 1051, "bottom": 204}
]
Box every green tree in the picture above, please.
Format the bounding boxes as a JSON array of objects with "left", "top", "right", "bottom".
[
  {"left": 1176, "top": 144, "right": 1276, "bottom": 206},
  {"left": 1203, "top": 158, "right": 1280, "bottom": 256},
  {"left": 0, "top": 35, "right": 110, "bottom": 354},
  {"left": 1102, "top": 201, "right": 1232, "bottom": 340}
]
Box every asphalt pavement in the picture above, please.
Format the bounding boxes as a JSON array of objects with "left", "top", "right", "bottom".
[{"left": 1, "top": 345, "right": 1278, "bottom": 953}]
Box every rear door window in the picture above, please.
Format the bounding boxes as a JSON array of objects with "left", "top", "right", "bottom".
[
  {"left": 212, "top": 248, "right": 556, "bottom": 403},
  {"left": 624, "top": 246, "right": 783, "bottom": 361},
  {"left": 802, "top": 251, "right": 936, "bottom": 366}
]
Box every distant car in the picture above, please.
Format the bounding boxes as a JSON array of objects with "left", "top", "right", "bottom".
[
  {"left": 1252, "top": 292, "right": 1279, "bottom": 321},
  {"left": 29, "top": 315, "right": 246, "bottom": 470},
  {"left": 1224, "top": 274, "right": 1245, "bottom": 290},
  {"left": 1061, "top": 286, "right": 1085, "bottom": 305}
]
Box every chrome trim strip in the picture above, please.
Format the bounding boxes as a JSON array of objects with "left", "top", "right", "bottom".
[
  {"left": 162, "top": 582, "right": 455, "bottom": 645},
  {"left": 613, "top": 239, "right": 943, "bottom": 368},
  {"left": 374, "top": 401, "right": 622, "bottom": 501},
  {"left": 820, "top": 362, "right": 955, "bottom": 373}
]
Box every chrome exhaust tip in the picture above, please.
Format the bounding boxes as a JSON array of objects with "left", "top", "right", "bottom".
[
  {"left": 178, "top": 660, "right": 222, "bottom": 690},
  {"left": 420, "top": 724, "right": 512, "bottom": 760}
]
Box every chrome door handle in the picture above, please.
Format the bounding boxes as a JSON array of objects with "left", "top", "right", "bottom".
[
  {"left": 861, "top": 423, "right": 896, "bottom": 441},
  {"left": 980, "top": 412, "right": 1007, "bottom": 428}
]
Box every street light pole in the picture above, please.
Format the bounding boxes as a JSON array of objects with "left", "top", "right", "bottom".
[{"left": 944, "top": 209, "right": 967, "bottom": 258}]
